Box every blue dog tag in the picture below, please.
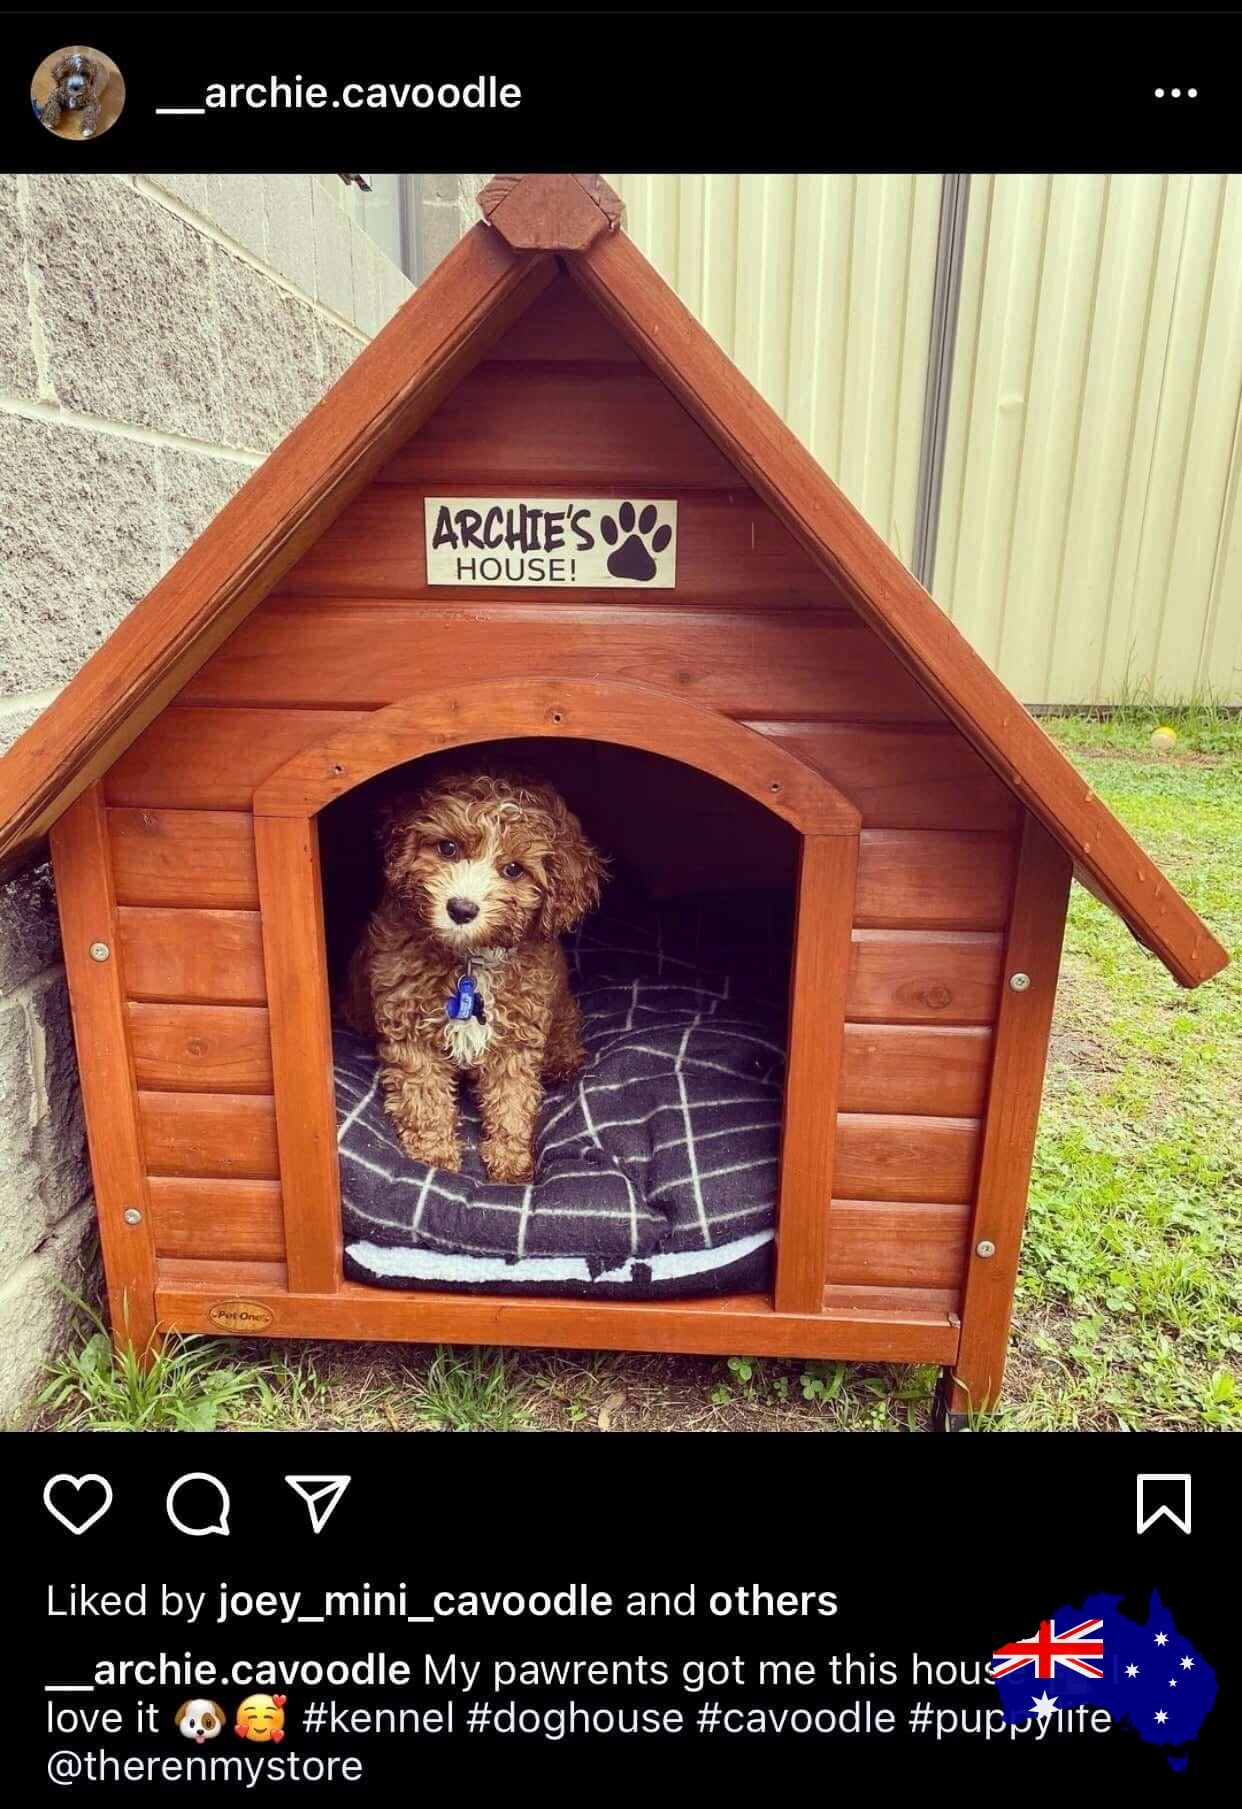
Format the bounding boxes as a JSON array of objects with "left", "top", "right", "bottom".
[{"left": 446, "top": 975, "right": 479, "bottom": 1021}]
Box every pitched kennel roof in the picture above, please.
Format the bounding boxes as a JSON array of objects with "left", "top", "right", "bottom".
[{"left": 0, "top": 174, "right": 1227, "bottom": 988}]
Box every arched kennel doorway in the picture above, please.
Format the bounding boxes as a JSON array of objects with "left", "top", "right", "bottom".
[{"left": 252, "top": 676, "right": 860, "bottom": 1319}]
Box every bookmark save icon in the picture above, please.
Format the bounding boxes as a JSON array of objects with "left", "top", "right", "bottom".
[{"left": 284, "top": 1474, "right": 351, "bottom": 1534}]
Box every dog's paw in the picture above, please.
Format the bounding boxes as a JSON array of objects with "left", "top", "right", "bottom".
[
  {"left": 480, "top": 1139, "right": 535, "bottom": 1185},
  {"left": 397, "top": 1129, "right": 460, "bottom": 1171}
]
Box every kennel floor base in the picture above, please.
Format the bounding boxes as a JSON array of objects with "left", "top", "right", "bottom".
[{"left": 155, "top": 1261, "right": 961, "bottom": 1364}]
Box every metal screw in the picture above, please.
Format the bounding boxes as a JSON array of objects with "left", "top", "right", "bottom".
[
  {"left": 1009, "top": 971, "right": 1031, "bottom": 992},
  {"left": 123, "top": 1208, "right": 143, "bottom": 1226},
  {"left": 89, "top": 941, "right": 111, "bottom": 963},
  {"left": 976, "top": 1239, "right": 996, "bottom": 1258}
]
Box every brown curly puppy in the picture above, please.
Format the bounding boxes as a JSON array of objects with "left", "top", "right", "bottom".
[
  {"left": 39, "top": 53, "right": 108, "bottom": 137},
  {"left": 343, "top": 771, "right": 603, "bottom": 1183}
]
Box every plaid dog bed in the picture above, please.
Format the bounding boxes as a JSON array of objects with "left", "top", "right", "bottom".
[{"left": 339, "top": 892, "right": 791, "bottom": 1298}]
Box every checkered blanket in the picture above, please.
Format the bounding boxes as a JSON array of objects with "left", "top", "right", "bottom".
[{"left": 339, "top": 893, "right": 790, "bottom": 1297}]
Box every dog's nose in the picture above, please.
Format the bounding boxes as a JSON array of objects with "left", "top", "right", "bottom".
[{"left": 446, "top": 897, "right": 480, "bottom": 924}]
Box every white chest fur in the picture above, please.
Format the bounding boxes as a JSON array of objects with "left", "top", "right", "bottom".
[
  {"left": 444, "top": 1011, "right": 493, "bottom": 1067},
  {"left": 441, "top": 964, "right": 498, "bottom": 1068}
]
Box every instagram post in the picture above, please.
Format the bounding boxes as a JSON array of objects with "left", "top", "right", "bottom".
[{"left": 3, "top": 5, "right": 1237, "bottom": 1793}]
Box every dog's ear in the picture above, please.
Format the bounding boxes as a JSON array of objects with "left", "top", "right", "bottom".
[
  {"left": 375, "top": 792, "right": 420, "bottom": 871},
  {"left": 174, "top": 1703, "right": 190, "bottom": 1726},
  {"left": 540, "top": 799, "right": 604, "bottom": 937},
  {"left": 51, "top": 57, "right": 72, "bottom": 81},
  {"left": 210, "top": 1702, "right": 226, "bottom": 1723}
]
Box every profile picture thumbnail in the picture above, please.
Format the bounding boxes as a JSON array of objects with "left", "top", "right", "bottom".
[{"left": 31, "top": 46, "right": 126, "bottom": 141}]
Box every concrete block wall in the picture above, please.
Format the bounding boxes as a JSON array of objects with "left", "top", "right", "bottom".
[
  {"left": 417, "top": 173, "right": 491, "bottom": 276},
  {"left": 0, "top": 172, "right": 482, "bottom": 1422}
]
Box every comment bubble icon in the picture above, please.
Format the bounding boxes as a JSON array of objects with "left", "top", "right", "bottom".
[{"left": 166, "top": 1472, "right": 231, "bottom": 1537}]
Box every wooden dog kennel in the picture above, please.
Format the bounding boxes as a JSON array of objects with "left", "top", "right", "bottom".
[{"left": 0, "top": 174, "right": 1226, "bottom": 1426}]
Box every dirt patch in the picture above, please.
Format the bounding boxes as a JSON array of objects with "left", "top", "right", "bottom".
[
  {"left": 523, "top": 1353, "right": 842, "bottom": 1433},
  {"left": 1047, "top": 1023, "right": 1120, "bottom": 1075}
]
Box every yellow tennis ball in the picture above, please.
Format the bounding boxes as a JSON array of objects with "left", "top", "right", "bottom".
[{"left": 1149, "top": 725, "right": 1178, "bottom": 751}]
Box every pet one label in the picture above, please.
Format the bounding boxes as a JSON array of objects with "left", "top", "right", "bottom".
[
  {"left": 424, "top": 497, "right": 677, "bottom": 588},
  {"left": 207, "top": 1299, "right": 275, "bottom": 1332}
]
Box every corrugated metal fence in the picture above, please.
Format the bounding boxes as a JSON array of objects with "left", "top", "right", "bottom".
[{"left": 610, "top": 173, "right": 1242, "bottom": 705}]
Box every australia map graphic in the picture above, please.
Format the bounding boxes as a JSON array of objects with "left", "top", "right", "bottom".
[{"left": 992, "top": 1590, "right": 1216, "bottom": 1772}]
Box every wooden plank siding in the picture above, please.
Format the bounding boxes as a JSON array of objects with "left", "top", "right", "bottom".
[
  {"left": 138, "top": 1091, "right": 279, "bottom": 1181},
  {"left": 117, "top": 907, "right": 268, "bottom": 1005},
  {"left": 113, "top": 791, "right": 1001, "bottom": 1274},
  {"left": 147, "top": 1177, "right": 285, "bottom": 1263},
  {"left": 127, "top": 1002, "right": 274, "bottom": 1093},
  {"left": 108, "top": 807, "right": 1013, "bottom": 930},
  {"left": 107, "top": 707, "right": 1018, "bottom": 830},
  {"left": 485, "top": 272, "right": 641, "bottom": 363},
  {"left": 100, "top": 299, "right": 1020, "bottom": 1311},
  {"left": 124, "top": 1001, "right": 989, "bottom": 1121},
  {"left": 273, "top": 494, "right": 842, "bottom": 608},
  {"left": 179, "top": 602, "right": 943, "bottom": 721},
  {"left": 118, "top": 908, "right": 1004, "bottom": 1026},
  {"left": 132, "top": 1098, "right": 981, "bottom": 1236},
  {"left": 144, "top": 1182, "right": 973, "bottom": 1290},
  {"left": 377, "top": 363, "right": 746, "bottom": 491}
]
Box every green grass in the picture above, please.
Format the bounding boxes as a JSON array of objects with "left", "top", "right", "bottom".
[
  {"left": 997, "top": 707, "right": 1241, "bottom": 1429},
  {"left": 33, "top": 709, "right": 1240, "bottom": 1434},
  {"left": 1032, "top": 698, "right": 1242, "bottom": 759},
  {"left": 406, "top": 1346, "right": 535, "bottom": 1431},
  {"left": 38, "top": 1295, "right": 273, "bottom": 1432},
  {"left": 710, "top": 1355, "right": 941, "bottom": 1430},
  {"left": 37, "top": 1317, "right": 538, "bottom": 1434}
]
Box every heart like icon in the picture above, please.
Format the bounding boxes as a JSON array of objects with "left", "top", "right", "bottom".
[{"left": 43, "top": 1472, "right": 114, "bottom": 1536}]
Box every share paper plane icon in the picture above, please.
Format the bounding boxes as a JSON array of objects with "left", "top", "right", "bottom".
[{"left": 284, "top": 1474, "right": 351, "bottom": 1534}]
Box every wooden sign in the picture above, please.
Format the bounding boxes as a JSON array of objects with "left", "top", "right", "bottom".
[{"left": 425, "top": 497, "right": 677, "bottom": 588}]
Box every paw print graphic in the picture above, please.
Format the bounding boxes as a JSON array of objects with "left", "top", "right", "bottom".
[{"left": 599, "top": 502, "right": 672, "bottom": 582}]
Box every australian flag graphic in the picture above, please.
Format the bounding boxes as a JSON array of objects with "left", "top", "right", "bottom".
[{"left": 991, "top": 1590, "right": 1216, "bottom": 1771}]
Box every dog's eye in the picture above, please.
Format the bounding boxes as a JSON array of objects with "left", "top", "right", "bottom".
[
  {"left": 501, "top": 861, "right": 524, "bottom": 879},
  {"left": 436, "top": 840, "right": 459, "bottom": 859}
]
